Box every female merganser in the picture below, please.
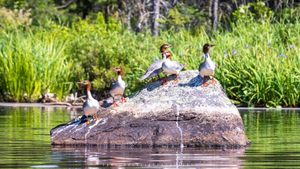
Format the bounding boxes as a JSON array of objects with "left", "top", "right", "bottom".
[
  {"left": 78, "top": 80, "right": 100, "bottom": 123},
  {"left": 110, "top": 67, "right": 126, "bottom": 106},
  {"left": 139, "top": 44, "right": 172, "bottom": 81},
  {"left": 199, "top": 43, "right": 217, "bottom": 87},
  {"left": 161, "top": 45, "right": 185, "bottom": 84}
]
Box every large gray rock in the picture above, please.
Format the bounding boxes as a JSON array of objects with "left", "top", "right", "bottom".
[{"left": 51, "top": 70, "right": 249, "bottom": 148}]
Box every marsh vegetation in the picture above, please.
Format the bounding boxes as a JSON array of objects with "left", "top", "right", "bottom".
[{"left": 0, "top": 1, "right": 299, "bottom": 107}]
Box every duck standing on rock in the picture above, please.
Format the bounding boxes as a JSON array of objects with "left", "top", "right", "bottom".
[
  {"left": 139, "top": 44, "right": 172, "bottom": 81},
  {"left": 110, "top": 67, "right": 126, "bottom": 106},
  {"left": 77, "top": 80, "right": 100, "bottom": 124},
  {"left": 161, "top": 44, "right": 185, "bottom": 84},
  {"left": 199, "top": 43, "right": 217, "bottom": 87}
]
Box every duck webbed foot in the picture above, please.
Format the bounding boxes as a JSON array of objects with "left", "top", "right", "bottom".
[
  {"left": 121, "top": 97, "right": 126, "bottom": 103},
  {"left": 161, "top": 76, "right": 168, "bottom": 85},
  {"left": 112, "top": 101, "right": 119, "bottom": 107},
  {"left": 201, "top": 76, "right": 210, "bottom": 87},
  {"left": 173, "top": 74, "right": 179, "bottom": 84},
  {"left": 82, "top": 115, "right": 94, "bottom": 125},
  {"left": 93, "top": 113, "right": 101, "bottom": 121},
  {"left": 210, "top": 77, "right": 217, "bottom": 85},
  {"left": 202, "top": 82, "right": 209, "bottom": 87},
  {"left": 110, "top": 97, "right": 118, "bottom": 107}
]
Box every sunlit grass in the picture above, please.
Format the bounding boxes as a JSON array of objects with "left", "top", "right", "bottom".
[
  {"left": 0, "top": 30, "right": 73, "bottom": 101},
  {"left": 0, "top": 18, "right": 299, "bottom": 106}
]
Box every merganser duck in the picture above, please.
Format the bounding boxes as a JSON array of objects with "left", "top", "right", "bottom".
[
  {"left": 161, "top": 45, "right": 184, "bottom": 84},
  {"left": 199, "top": 43, "right": 217, "bottom": 87},
  {"left": 78, "top": 80, "right": 100, "bottom": 123},
  {"left": 110, "top": 67, "right": 126, "bottom": 106},
  {"left": 139, "top": 44, "right": 172, "bottom": 81}
]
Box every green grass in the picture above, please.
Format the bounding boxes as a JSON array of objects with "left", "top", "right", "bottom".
[
  {"left": 0, "top": 29, "right": 73, "bottom": 102},
  {"left": 0, "top": 17, "right": 299, "bottom": 106},
  {"left": 212, "top": 21, "right": 300, "bottom": 107}
]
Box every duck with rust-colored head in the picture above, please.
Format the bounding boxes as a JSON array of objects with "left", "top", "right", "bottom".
[
  {"left": 139, "top": 44, "right": 173, "bottom": 81},
  {"left": 77, "top": 80, "right": 100, "bottom": 123},
  {"left": 110, "top": 67, "right": 126, "bottom": 106},
  {"left": 199, "top": 43, "right": 217, "bottom": 87},
  {"left": 161, "top": 44, "right": 185, "bottom": 84}
]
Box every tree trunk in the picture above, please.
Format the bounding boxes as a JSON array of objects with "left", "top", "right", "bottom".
[
  {"left": 117, "top": 0, "right": 123, "bottom": 10},
  {"left": 170, "top": 0, "right": 177, "bottom": 7},
  {"left": 127, "top": 6, "right": 132, "bottom": 31},
  {"left": 81, "top": 0, "right": 92, "bottom": 19},
  {"left": 151, "top": 0, "right": 160, "bottom": 36},
  {"left": 209, "top": 0, "right": 213, "bottom": 26},
  {"left": 212, "top": 0, "right": 218, "bottom": 30}
]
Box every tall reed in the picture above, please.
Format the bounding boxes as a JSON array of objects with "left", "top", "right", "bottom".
[
  {"left": 0, "top": 29, "right": 73, "bottom": 101},
  {"left": 0, "top": 15, "right": 299, "bottom": 107}
]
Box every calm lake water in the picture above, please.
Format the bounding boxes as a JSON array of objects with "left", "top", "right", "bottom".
[{"left": 0, "top": 106, "right": 299, "bottom": 168}]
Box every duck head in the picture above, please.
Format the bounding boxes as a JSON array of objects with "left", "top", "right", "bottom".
[
  {"left": 160, "top": 44, "right": 171, "bottom": 53},
  {"left": 77, "top": 80, "right": 92, "bottom": 91},
  {"left": 160, "top": 44, "right": 172, "bottom": 59},
  {"left": 113, "top": 67, "right": 123, "bottom": 76},
  {"left": 203, "top": 43, "right": 215, "bottom": 54}
]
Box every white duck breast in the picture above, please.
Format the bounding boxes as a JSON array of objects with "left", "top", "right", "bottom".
[
  {"left": 162, "top": 57, "right": 184, "bottom": 75},
  {"left": 83, "top": 91, "right": 100, "bottom": 116},
  {"left": 199, "top": 53, "right": 216, "bottom": 77},
  {"left": 110, "top": 75, "right": 126, "bottom": 97}
]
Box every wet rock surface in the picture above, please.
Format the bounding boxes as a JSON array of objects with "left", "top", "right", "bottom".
[{"left": 51, "top": 70, "right": 249, "bottom": 148}]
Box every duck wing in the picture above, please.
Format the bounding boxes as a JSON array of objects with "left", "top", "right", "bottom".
[
  {"left": 110, "top": 80, "right": 120, "bottom": 95},
  {"left": 199, "top": 60, "right": 216, "bottom": 71},
  {"left": 139, "top": 60, "right": 163, "bottom": 80},
  {"left": 198, "top": 61, "right": 205, "bottom": 71},
  {"left": 169, "top": 60, "right": 185, "bottom": 71}
]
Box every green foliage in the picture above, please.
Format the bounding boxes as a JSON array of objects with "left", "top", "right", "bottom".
[
  {"left": 212, "top": 21, "right": 300, "bottom": 107},
  {"left": 0, "top": 29, "right": 73, "bottom": 102},
  {"left": 0, "top": 0, "right": 64, "bottom": 26},
  {"left": 0, "top": 3, "right": 299, "bottom": 107},
  {"left": 162, "top": 3, "right": 206, "bottom": 30},
  {"left": 275, "top": 6, "right": 300, "bottom": 24},
  {"left": 0, "top": 7, "right": 32, "bottom": 30},
  {"left": 233, "top": 2, "right": 273, "bottom": 23}
]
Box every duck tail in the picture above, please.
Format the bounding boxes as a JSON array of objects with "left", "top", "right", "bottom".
[{"left": 139, "top": 75, "right": 147, "bottom": 81}]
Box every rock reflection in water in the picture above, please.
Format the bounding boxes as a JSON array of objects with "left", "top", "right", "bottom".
[{"left": 51, "top": 146, "right": 245, "bottom": 168}]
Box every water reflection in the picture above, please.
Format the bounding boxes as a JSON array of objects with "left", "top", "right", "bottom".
[
  {"left": 51, "top": 146, "right": 245, "bottom": 168},
  {"left": 1, "top": 106, "right": 300, "bottom": 168},
  {"left": 240, "top": 109, "right": 300, "bottom": 168}
]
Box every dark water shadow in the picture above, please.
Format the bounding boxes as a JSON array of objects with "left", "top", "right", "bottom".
[{"left": 51, "top": 145, "right": 246, "bottom": 168}]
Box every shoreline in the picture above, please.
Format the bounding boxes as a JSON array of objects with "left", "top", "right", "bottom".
[
  {"left": 0, "top": 102, "right": 81, "bottom": 108},
  {"left": 0, "top": 102, "right": 299, "bottom": 110}
]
